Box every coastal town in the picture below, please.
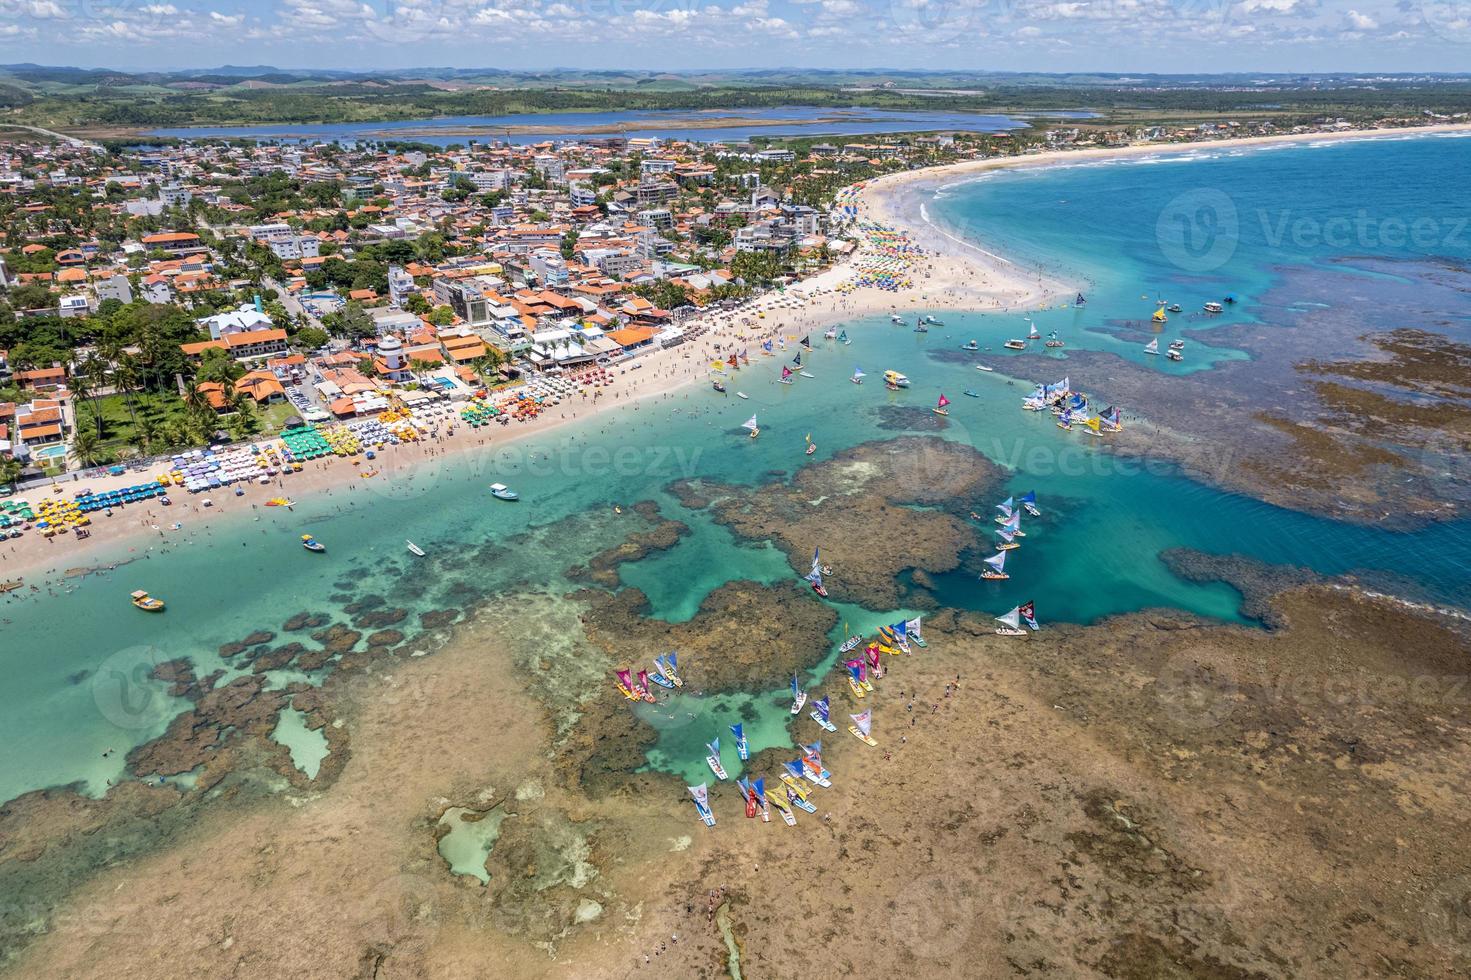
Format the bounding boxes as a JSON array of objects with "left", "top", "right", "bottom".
[{"left": 0, "top": 109, "right": 1460, "bottom": 569}]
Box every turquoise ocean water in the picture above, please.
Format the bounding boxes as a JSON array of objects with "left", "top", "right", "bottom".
[{"left": 4, "top": 134, "right": 1470, "bottom": 799}]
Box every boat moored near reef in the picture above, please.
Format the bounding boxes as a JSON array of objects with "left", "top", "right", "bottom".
[{"left": 883, "top": 369, "right": 909, "bottom": 389}]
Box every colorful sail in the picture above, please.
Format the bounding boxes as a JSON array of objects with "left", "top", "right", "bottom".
[
  {"left": 706, "top": 737, "right": 720, "bottom": 758},
  {"left": 846, "top": 659, "right": 864, "bottom": 682},
  {"left": 1075, "top": 292, "right": 1086, "bottom": 306},
  {"left": 783, "top": 759, "right": 805, "bottom": 780},
  {"left": 851, "top": 710, "right": 872, "bottom": 737},
  {"left": 906, "top": 616, "right": 923, "bottom": 640},
  {"left": 780, "top": 365, "right": 793, "bottom": 381},
  {"left": 1004, "top": 511, "right": 1021, "bottom": 533},
  {"left": 983, "top": 551, "right": 1008, "bottom": 574},
  {"left": 616, "top": 668, "right": 633, "bottom": 689},
  {"left": 791, "top": 674, "right": 802, "bottom": 699},
  {"left": 996, "top": 496, "right": 1014, "bottom": 517},
  {"left": 937, "top": 394, "right": 950, "bottom": 409},
  {"left": 792, "top": 351, "right": 803, "bottom": 367},
  {"left": 741, "top": 350, "right": 750, "bottom": 365},
  {"left": 730, "top": 722, "right": 744, "bottom": 742},
  {"left": 814, "top": 696, "right": 830, "bottom": 723},
  {"left": 997, "top": 528, "right": 1017, "bottom": 544},
  {"left": 752, "top": 778, "right": 767, "bottom": 805},
  {"left": 892, "top": 620, "right": 908, "bottom": 642},
  {"left": 852, "top": 366, "right": 865, "bottom": 381},
  {"left": 805, "top": 566, "right": 823, "bottom": 588},
  {"left": 865, "top": 645, "right": 880, "bottom": 668},
  {"left": 837, "top": 329, "right": 849, "bottom": 343},
  {"left": 667, "top": 651, "right": 679, "bottom": 674},
  {"left": 996, "top": 606, "right": 1022, "bottom": 629},
  {"left": 637, "top": 669, "right": 652, "bottom": 693},
  {"left": 1020, "top": 491, "right": 1037, "bottom": 507},
  {"left": 802, "top": 741, "right": 823, "bottom": 762},
  {"left": 800, "top": 335, "right": 813, "bottom": 350},
  {"left": 742, "top": 414, "right": 759, "bottom": 432},
  {"left": 1019, "top": 600, "right": 1040, "bottom": 631},
  {"left": 688, "top": 783, "right": 709, "bottom": 807},
  {"left": 727, "top": 354, "right": 738, "bottom": 368}
]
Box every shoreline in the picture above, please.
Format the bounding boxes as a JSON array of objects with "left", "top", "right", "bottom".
[{"left": 10, "top": 121, "right": 1466, "bottom": 586}]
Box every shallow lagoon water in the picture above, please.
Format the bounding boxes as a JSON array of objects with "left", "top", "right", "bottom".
[{"left": 4, "top": 135, "right": 1471, "bottom": 804}]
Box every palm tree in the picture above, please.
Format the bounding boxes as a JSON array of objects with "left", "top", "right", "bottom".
[
  {"left": 113, "top": 353, "right": 141, "bottom": 433},
  {"left": 135, "top": 414, "right": 160, "bottom": 453},
  {"left": 69, "top": 429, "right": 103, "bottom": 469}
]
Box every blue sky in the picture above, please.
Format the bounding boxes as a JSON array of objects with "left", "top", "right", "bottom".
[{"left": 1, "top": 0, "right": 1469, "bottom": 72}]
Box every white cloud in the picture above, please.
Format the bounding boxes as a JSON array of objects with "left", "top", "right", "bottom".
[{"left": 1344, "top": 8, "right": 1376, "bottom": 28}]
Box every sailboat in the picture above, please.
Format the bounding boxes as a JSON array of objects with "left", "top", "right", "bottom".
[
  {"left": 800, "top": 335, "right": 813, "bottom": 352},
  {"left": 1152, "top": 307, "right": 1168, "bottom": 323},
  {"left": 800, "top": 742, "right": 832, "bottom": 787},
  {"left": 1002, "top": 511, "right": 1025, "bottom": 537},
  {"left": 994, "top": 606, "right": 1028, "bottom": 636},
  {"left": 981, "top": 550, "right": 1010, "bottom": 580},
  {"left": 654, "top": 652, "right": 683, "bottom": 687},
  {"left": 995, "top": 527, "right": 1021, "bottom": 551},
  {"left": 635, "top": 669, "right": 657, "bottom": 703},
  {"left": 845, "top": 659, "right": 866, "bottom": 699},
  {"left": 906, "top": 616, "right": 926, "bottom": 647},
  {"left": 913, "top": 319, "right": 928, "bottom": 333},
  {"left": 742, "top": 414, "right": 760, "bottom": 439},
  {"left": 933, "top": 393, "right": 950, "bottom": 417},
  {"left": 889, "top": 620, "right": 911, "bottom": 654},
  {"left": 1057, "top": 409, "right": 1074, "bottom": 431},
  {"left": 615, "top": 668, "right": 643, "bottom": 702},
  {"left": 730, "top": 723, "right": 750, "bottom": 761},
  {"left": 1144, "top": 337, "right": 1159, "bottom": 355},
  {"left": 806, "top": 547, "right": 828, "bottom": 598},
  {"left": 1075, "top": 292, "right": 1087, "bottom": 306},
  {"left": 805, "top": 433, "right": 816, "bottom": 456},
  {"left": 848, "top": 710, "right": 877, "bottom": 746},
  {"left": 792, "top": 351, "right": 803, "bottom": 368},
  {"left": 688, "top": 783, "right": 716, "bottom": 827},
  {"left": 781, "top": 763, "right": 818, "bottom": 810},
  {"left": 751, "top": 777, "right": 771, "bottom": 822},
  {"left": 850, "top": 366, "right": 865, "bottom": 385},
  {"left": 1027, "top": 320, "right": 1041, "bottom": 341},
  {"left": 767, "top": 783, "right": 797, "bottom": 825},
  {"left": 838, "top": 329, "right": 851, "bottom": 345},
  {"left": 706, "top": 737, "right": 728, "bottom": 780},
  {"left": 779, "top": 366, "right": 794, "bottom": 385},
  {"left": 1020, "top": 491, "right": 1041, "bottom": 517},
  {"left": 838, "top": 625, "right": 862, "bottom": 654},
  {"left": 1020, "top": 600, "right": 1040, "bottom": 631},
  {"left": 994, "top": 497, "right": 1014, "bottom": 523},
  {"left": 865, "top": 644, "right": 885, "bottom": 680},
  {"left": 809, "top": 695, "right": 837, "bottom": 732},
  {"left": 647, "top": 662, "right": 675, "bottom": 689},
  {"left": 662, "top": 651, "right": 684, "bottom": 686},
  {"left": 823, "top": 326, "right": 838, "bottom": 340},
  {"left": 790, "top": 674, "right": 808, "bottom": 714}
]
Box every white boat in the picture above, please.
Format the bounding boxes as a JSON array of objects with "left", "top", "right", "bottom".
[
  {"left": 488, "top": 483, "right": 519, "bottom": 501},
  {"left": 809, "top": 695, "right": 838, "bottom": 732},
  {"left": 980, "top": 550, "right": 1010, "bottom": 580},
  {"left": 976, "top": 364, "right": 995, "bottom": 372},
  {"left": 730, "top": 723, "right": 749, "bottom": 761},
  {"left": 688, "top": 783, "right": 716, "bottom": 827},
  {"left": 798, "top": 370, "right": 815, "bottom": 379},
  {"left": 406, "top": 540, "right": 426, "bottom": 557},
  {"left": 706, "top": 738, "right": 728, "bottom": 780},
  {"left": 883, "top": 370, "right": 910, "bottom": 388},
  {"left": 790, "top": 674, "right": 807, "bottom": 714},
  {"left": 737, "top": 392, "right": 749, "bottom": 399},
  {"left": 890, "top": 314, "right": 905, "bottom": 324},
  {"left": 851, "top": 366, "right": 866, "bottom": 385},
  {"left": 1144, "top": 338, "right": 1159, "bottom": 355},
  {"left": 924, "top": 315, "right": 943, "bottom": 325},
  {"left": 994, "top": 606, "right": 1027, "bottom": 636},
  {"left": 1003, "top": 339, "right": 1027, "bottom": 350},
  {"left": 1203, "top": 301, "right": 1223, "bottom": 314},
  {"left": 1166, "top": 349, "right": 1183, "bottom": 361},
  {"left": 742, "top": 414, "right": 760, "bottom": 439}
]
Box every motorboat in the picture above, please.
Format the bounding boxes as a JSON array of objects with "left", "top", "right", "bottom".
[
  {"left": 1003, "top": 339, "right": 1027, "bottom": 350},
  {"left": 882, "top": 370, "right": 910, "bottom": 389},
  {"left": 130, "top": 590, "right": 165, "bottom": 612},
  {"left": 489, "top": 483, "right": 519, "bottom": 501},
  {"left": 300, "top": 534, "right": 326, "bottom": 553}
]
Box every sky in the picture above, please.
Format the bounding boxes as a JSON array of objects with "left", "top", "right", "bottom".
[{"left": 0, "top": 0, "right": 1469, "bottom": 73}]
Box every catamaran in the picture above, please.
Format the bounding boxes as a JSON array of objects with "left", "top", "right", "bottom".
[
  {"left": 688, "top": 783, "right": 716, "bottom": 827},
  {"left": 851, "top": 366, "right": 866, "bottom": 385},
  {"left": 706, "top": 737, "right": 728, "bottom": 780},
  {"left": 849, "top": 710, "right": 877, "bottom": 746},
  {"left": 809, "top": 695, "right": 837, "bottom": 732},
  {"left": 1152, "top": 307, "right": 1168, "bottom": 323},
  {"left": 806, "top": 547, "right": 828, "bottom": 598},
  {"left": 906, "top": 616, "right": 926, "bottom": 647},
  {"left": 1002, "top": 510, "right": 1025, "bottom": 537},
  {"left": 981, "top": 550, "right": 1010, "bottom": 581},
  {"left": 1144, "top": 338, "right": 1159, "bottom": 355},
  {"left": 1020, "top": 491, "right": 1041, "bottom": 517},
  {"left": 846, "top": 659, "right": 866, "bottom": 699},
  {"left": 790, "top": 674, "right": 807, "bottom": 714},
  {"left": 933, "top": 394, "right": 950, "bottom": 417},
  {"left": 779, "top": 366, "right": 794, "bottom": 385},
  {"left": 995, "top": 606, "right": 1028, "bottom": 635},
  {"left": 995, "top": 527, "right": 1021, "bottom": 551},
  {"left": 742, "top": 414, "right": 760, "bottom": 439},
  {"left": 730, "top": 722, "right": 750, "bottom": 761}
]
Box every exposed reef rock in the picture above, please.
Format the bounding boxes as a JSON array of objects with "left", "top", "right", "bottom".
[
  {"left": 670, "top": 436, "right": 1005, "bottom": 607},
  {"left": 565, "top": 513, "right": 690, "bottom": 588},
  {"left": 125, "top": 675, "right": 289, "bottom": 778}
]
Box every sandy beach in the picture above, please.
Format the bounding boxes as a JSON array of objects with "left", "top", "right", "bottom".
[{"left": 8, "top": 120, "right": 1467, "bottom": 588}]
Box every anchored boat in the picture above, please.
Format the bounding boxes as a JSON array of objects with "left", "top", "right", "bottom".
[
  {"left": 488, "top": 483, "right": 519, "bottom": 501},
  {"left": 706, "top": 737, "right": 728, "bottom": 780},
  {"left": 848, "top": 710, "right": 877, "bottom": 746},
  {"left": 730, "top": 723, "right": 750, "bottom": 762},
  {"left": 809, "top": 695, "right": 837, "bottom": 732},
  {"left": 130, "top": 590, "right": 165, "bottom": 612},
  {"left": 790, "top": 674, "right": 808, "bottom": 714},
  {"left": 688, "top": 783, "right": 716, "bottom": 827}
]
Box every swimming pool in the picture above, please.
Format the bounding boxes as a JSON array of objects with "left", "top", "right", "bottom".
[{"left": 29, "top": 444, "right": 67, "bottom": 463}]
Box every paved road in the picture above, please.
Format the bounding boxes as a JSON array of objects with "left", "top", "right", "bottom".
[{"left": 0, "top": 123, "right": 103, "bottom": 152}]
